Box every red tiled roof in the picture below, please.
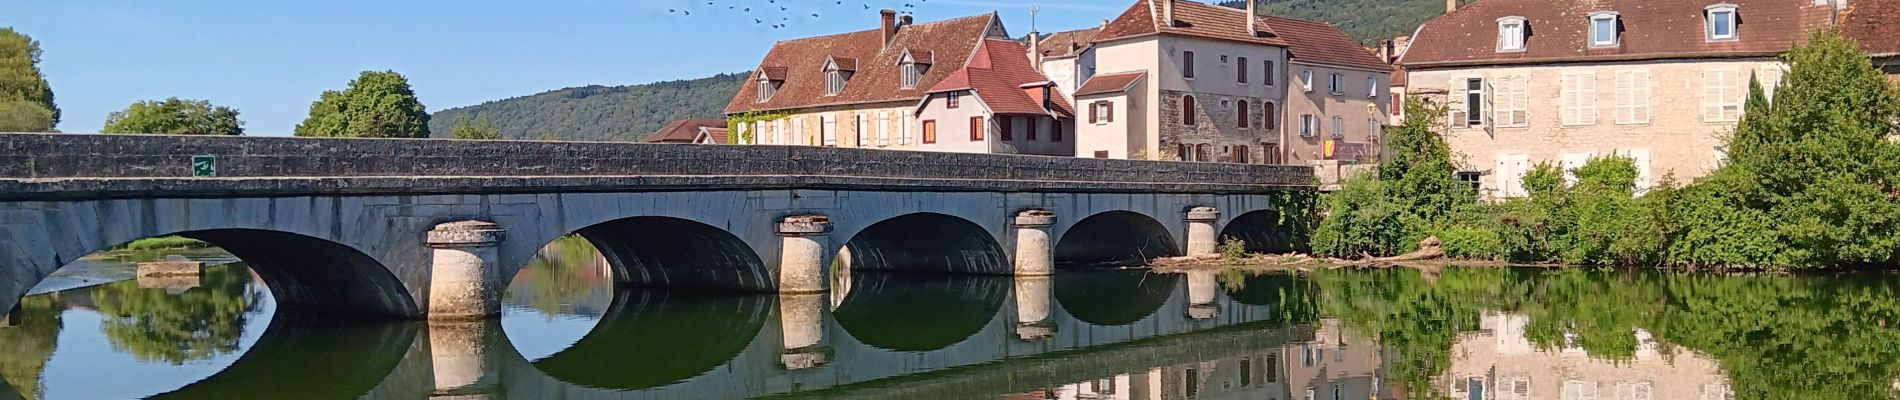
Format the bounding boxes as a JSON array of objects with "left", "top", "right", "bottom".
[
  {"left": 930, "top": 39, "right": 1077, "bottom": 117},
  {"left": 1401, "top": 0, "right": 1838, "bottom": 68},
  {"left": 1074, "top": 72, "right": 1147, "bottom": 96},
  {"left": 1391, "top": 64, "right": 1408, "bottom": 86},
  {"left": 643, "top": 118, "right": 725, "bottom": 143},
  {"left": 1032, "top": 27, "right": 1102, "bottom": 57},
  {"left": 700, "top": 127, "right": 730, "bottom": 144},
  {"left": 1843, "top": 0, "right": 1900, "bottom": 55},
  {"left": 1263, "top": 15, "right": 1394, "bottom": 71},
  {"left": 1097, "top": 0, "right": 1290, "bottom": 47},
  {"left": 727, "top": 13, "right": 996, "bottom": 114}
]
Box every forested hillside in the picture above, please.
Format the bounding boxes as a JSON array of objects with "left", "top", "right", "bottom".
[
  {"left": 428, "top": 73, "right": 745, "bottom": 142},
  {"left": 1218, "top": 0, "right": 1463, "bottom": 44}
]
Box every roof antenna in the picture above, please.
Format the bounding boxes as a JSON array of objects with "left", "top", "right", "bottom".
[{"left": 1030, "top": 5, "right": 1041, "bottom": 34}]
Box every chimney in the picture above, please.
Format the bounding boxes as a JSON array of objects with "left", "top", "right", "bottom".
[
  {"left": 1246, "top": 0, "right": 1258, "bottom": 35},
  {"left": 1101, "top": 19, "right": 1110, "bottom": 30},
  {"left": 901, "top": 15, "right": 914, "bottom": 26},
  {"left": 1160, "top": 0, "right": 1175, "bottom": 27},
  {"left": 880, "top": 9, "right": 898, "bottom": 49},
  {"left": 1446, "top": 0, "right": 1458, "bottom": 14},
  {"left": 1029, "top": 31, "right": 1044, "bottom": 72},
  {"left": 1380, "top": 39, "right": 1394, "bottom": 63}
]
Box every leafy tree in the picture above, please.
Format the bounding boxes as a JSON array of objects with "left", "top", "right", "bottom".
[
  {"left": 1313, "top": 97, "right": 1467, "bottom": 257},
  {"left": 0, "top": 28, "right": 57, "bottom": 129},
  {"left": 0, "top": 100, "right": 52, "bottom": 132},
  {"left": 293, "top": 70, "right": 430, "bottom": 138},
  {"left": 101, "top": 98, "right": 243, "bottom": 135},
  {"left": 1684, "top": 29, "right": 1900, "bottom": 268},
  {"left": 450, "top": 115, "right": 500, "bottom": 140}
]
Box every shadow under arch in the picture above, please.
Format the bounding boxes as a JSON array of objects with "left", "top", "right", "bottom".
[
  {"left": 1054, "top": 269, "right": 1181, "bottom": 326},
  {"left": 530, "top": 290, "right": 771, "bottom": 390},
  {"left": 574, "top": 216, "right": 771, "bottom": 292},
  {"left": 832, "top": 272, "right": 1010, "bottom": 352},
  {"left": 1055, "top": 211, "right": 1179, "bottom": 266},
  {"left": 164, "top": 229, "right": 417, "bottom": 318},
  {"left": 842, "top": 213, "right": 1009, "bottom": 275},
  {"left": 1218, "top": 210, "right": 1299, "bottom": 254},
  {"left": 146, "top": 313, "right": 420, "bottom": 399}
]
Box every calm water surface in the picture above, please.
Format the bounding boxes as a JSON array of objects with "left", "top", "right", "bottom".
[{"left": 2, "top": 244, "right": 1897, "bottom": 399}]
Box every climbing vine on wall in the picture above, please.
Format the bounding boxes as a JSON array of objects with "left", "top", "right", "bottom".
[{"left": 726, "top": 111, "right": 793, "bottom": 144}]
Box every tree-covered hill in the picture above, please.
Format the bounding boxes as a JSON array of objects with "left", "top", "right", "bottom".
[
  {"left": 428, "top": 73, "right": 745, "bottom": 142},
  {"left": 1218, "top": 0, "right": 1466, "bottom": 45}
]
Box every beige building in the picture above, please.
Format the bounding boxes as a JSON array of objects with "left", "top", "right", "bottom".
[
  {"left": 1399, "top": 0, "right": 1898, "bottom": 199},
  {"left": 725, "top": 10, "right": 1072, "bottom": 156},
  {"left": 1443, "top": 313, "right": 1734, "bottom": 400},
  {"left": 1065, "top": 0, "right": 1390, "bottom": 164}
]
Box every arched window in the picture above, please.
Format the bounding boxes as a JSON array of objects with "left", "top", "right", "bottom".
[
  {"left": 1196, "top": 144, "right": 1211, "bottom": 162},
  {"left": 1238, "top": 100, "right": 1250, "bottom": 128},
  {"left": 1182, "top": 95, "right": 1198, "bottom": 126},
  {"left": 1263, "top": 102, "right": 1278, "bottom": 130}
]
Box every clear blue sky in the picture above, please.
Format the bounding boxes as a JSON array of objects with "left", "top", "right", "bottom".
[{"left": 2, "top": 0, "right": 1131, "bottom": 136}]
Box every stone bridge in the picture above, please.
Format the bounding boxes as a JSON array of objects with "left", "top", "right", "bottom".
[
  {"left": 91, "top": 270, "right": 1315, "bottom": 399},
  {"left": 0, "top": 133, "right": 1312, "bottom": 320}
]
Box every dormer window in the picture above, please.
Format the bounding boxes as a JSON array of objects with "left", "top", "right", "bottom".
[
  {"left": 1497, "top": 16, "right": 1527, "bottom": 52},
  {"left": 1706, "top": 4, "right": 1738, "bottom": 42},
  {"left": 1589, "top": 12, "right": 1620, "bottom": 48},
  {"left": 822, "top": 56, "right": 856, "bottom": 96},
  {"left": 755, "top": 68, "right": 784, "bottom": 103},
  {"left": 757, "top": 76, "right": 777, "bottom": 102},
  {"left": 897, "top": 49, "right": 932, "bottom": 90}
]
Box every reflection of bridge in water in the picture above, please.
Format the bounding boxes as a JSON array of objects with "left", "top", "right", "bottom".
[{"left": 79, "top": 270, "right": 1317, "bottom": 399}]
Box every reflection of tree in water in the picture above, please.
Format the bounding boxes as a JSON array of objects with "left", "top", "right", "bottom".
[
  {"left": 1313, "top": 267, "right": 1900, "bottom": 399},
  {"left": 89, "top": 264, "right": 263, "bottom": 365},
  {"left": 516, "top": 235, "right": 609, "bottom": 316},
  {"left": 0, "top": 296, "right": 63, "bottom": 399}
]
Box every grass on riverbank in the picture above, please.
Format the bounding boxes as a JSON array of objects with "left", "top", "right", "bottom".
[{"left": 120, "top": 236, "right": 208, "bottom": 251}]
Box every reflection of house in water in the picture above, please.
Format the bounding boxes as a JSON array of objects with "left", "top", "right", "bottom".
[
  {"left": 1443, "top": 313, "right": 1733, "bottom": 400},
  {"left": 1021, "top": 317, "right": 1391, "bottom": 400},
  {"left": 1281, "top": 317, "right": 1389, "bottom": 400}
]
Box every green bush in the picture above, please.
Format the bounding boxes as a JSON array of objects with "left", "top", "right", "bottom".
[
  {"left": 1436, "top": 225, "right": 1503, "bottom": 260},
  {"left": 121, "top": 236, "right": 206, "bottom": 251}
]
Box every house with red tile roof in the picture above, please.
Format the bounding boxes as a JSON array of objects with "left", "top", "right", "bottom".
[
  {"left": 1399, "top": 0, "right": 1897, "bottom": 200},
  {"left": 913, "top": 38, "right": 1079, "bottom": 155},
  {"left": 642, "top": 118, "right": 728, "bottom": 144},
  {"left": 1071, "top": 0, "right": 1391, "bottom": 164},
  {"left": 1026, "top": 25, "right": 1106, "bottom": 105},
  {"left": 724, "top": 10, "right": 1070, "bottom": 156}
]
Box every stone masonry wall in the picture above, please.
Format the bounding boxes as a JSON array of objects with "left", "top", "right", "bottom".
[{"left": 1157, "top": 90, "right": 1276, "bottom": 163}]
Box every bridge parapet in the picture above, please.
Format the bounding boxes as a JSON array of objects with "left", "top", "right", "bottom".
[{"left": 0, "top": 133, "right": 1311, "bottom": 199}]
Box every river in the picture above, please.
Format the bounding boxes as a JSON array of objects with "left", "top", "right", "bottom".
[{"left": 0, "top": 244, "right": 1895, "bottom": 399}]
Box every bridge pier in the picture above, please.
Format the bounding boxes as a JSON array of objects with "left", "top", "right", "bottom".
[
  {"left": 1184, "top": 207, "right": 1222, "bottom": 257},
  {"left": 1013, "top": 276, "right": 1053, "bottom": 341},
  {"left": 426, "top": 221, "right": 507, "bottom": 321},
  {"left": 428, "top": 321, "right": 501, "bottom": 399},
  {"left": 1186, "top": 270, "right": 1220, "bottom": 320},
  {"left": 778, "top": 293, "right": 831, "bottom": 370},
  {"left": 776, "top": 215, "right": 833, "bottom": 294},
  {"left": 1011, "top": 210, "right": 1056, "bottom": 276}
]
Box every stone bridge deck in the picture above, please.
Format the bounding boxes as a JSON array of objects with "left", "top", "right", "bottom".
[{"left": 0, "top": 133, "right": 1315, "bottom": 322}]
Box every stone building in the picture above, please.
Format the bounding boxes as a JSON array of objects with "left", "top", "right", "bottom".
[
  {"left": 912, "top": 38, "right": 1078, "bottom": 156},
  {"left": 1399, "top": 0, "right": 1900, "bottom": 199},
  {"left": 724, "top": 10, "right": 1072, "bottom": 156},
  {"left": 1068, "top": 0, "right": 1391, "bottom": 165}
]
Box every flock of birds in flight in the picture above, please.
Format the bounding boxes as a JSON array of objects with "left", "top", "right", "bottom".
[{"left": 666, "top": 0, "right": 936, "bottom": 29}]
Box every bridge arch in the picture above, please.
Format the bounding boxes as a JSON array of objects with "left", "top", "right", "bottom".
[
  {"left": 832, "top": 273, "right": 1009, "bottom": 352},
  {"left": 528, "top": 290, "right": 771, "bottom": 390},
  {"left": 1053, "top": 211, "right": 1180, "bottom": 266},
  {"left": 1053, "top": 269, "right": 1180, "bottom": 326},
  {"left": 836, "top": 213, "right": 1009, "bottom": 275},
  {"left": 568, "top": 216, "right": 772, "bottom": 292},
  {"left": 1217, "top": 209, "right": 1300, "bottom": 254},
  {"left": 1, "top": 228, "right": 418, "bottom": 319}
]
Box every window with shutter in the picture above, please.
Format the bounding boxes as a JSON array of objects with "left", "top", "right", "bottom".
[
  {"left": 1264, "top": 60, "right": 1276, "bottom": 86},
  {"left": 922, "top": 120, "right": 937, "bottom": 144},
  {"left": 1183, "top": 51, "right": 1196, "bottom": 79},
  {"left": 1238, "top": 57, "right": 1249, "bottom": 83},
  {"left": 1238, "top": 100, "right": 1250, "bottom": 128},
  {"left": 1264, "top": 102, "right": 1277, "bottom": 130},
  {"left": 999, "top": 116, "right": 1013, "bottom": 141},
  {"left": 1561, "top": 72, "right": 1597, "bottom": 126},
  {"left": 970, "top": 116, "right": 984, "bottom": 141},
  {"left": 1183, "top": 95, "right": 1197, "bottom": 126}
]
